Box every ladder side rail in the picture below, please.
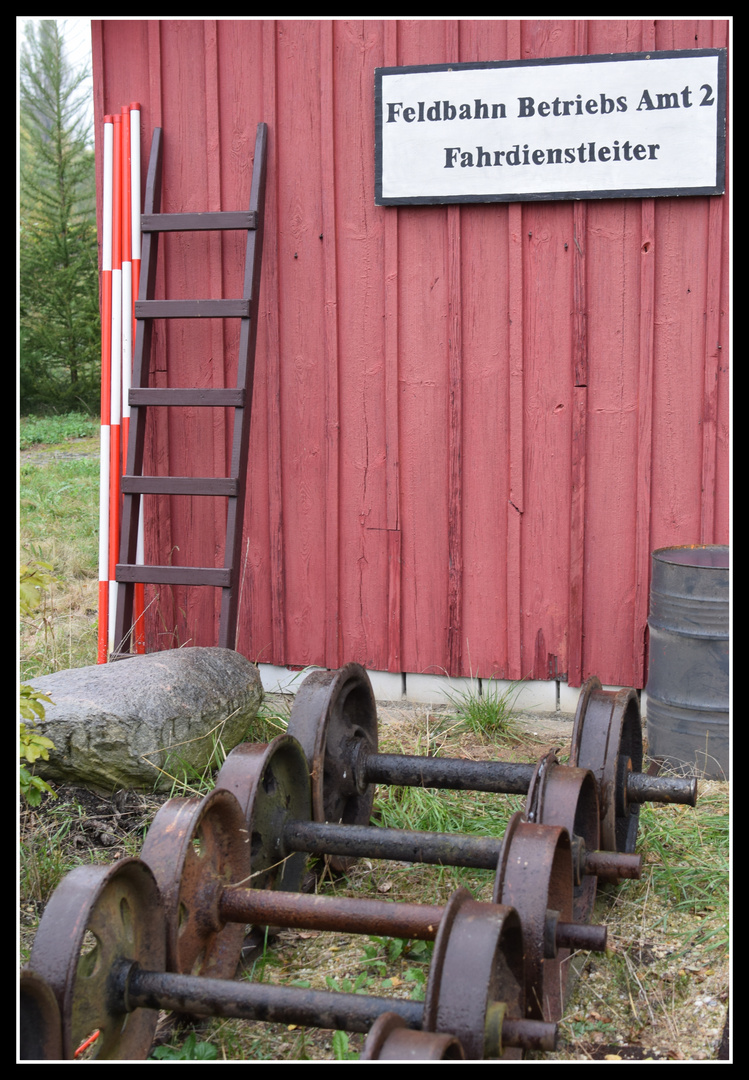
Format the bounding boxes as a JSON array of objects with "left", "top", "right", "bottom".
[{"left": 219, "top": 122, "right": 268, "bottom": 649}]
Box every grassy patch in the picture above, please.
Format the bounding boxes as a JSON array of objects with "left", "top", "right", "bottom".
[
  {"left": 638, "top": 786, "right": 729, "bottom": 953},
  {"left": 443, "top": 676, "right": 525, "bottom": 741},
  {"left": 19, "top": 432, "right": 100, "bottom": 678},
  {"left": 19, "top": 411, "right": 99, "bottom": 449}
]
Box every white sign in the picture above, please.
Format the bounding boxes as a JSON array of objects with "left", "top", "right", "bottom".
[{"left": 375, "top": 50, "right": 726, "bottom": 204}]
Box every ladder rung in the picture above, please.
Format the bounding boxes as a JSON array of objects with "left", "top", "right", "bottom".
[
  {"left": 121, "top": 476, "right": 240, "bottom": 496},
  {"left": 129, "top": 388, "right": 245, "bottom": 407},
  {"left": 135, "top": 299, "right": 251, "bottom": 319},
  {"left": 141, "top": 210, "right": 257, "bottom": 232},
  {"left": 116, "top": 565, "right": 232, "bottom": 587}
]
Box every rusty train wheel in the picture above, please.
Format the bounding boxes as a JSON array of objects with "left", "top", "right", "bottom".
[
  {"left": 571, "top": 677, "right": 644, "bottom": 853},
  {"left": 286, "top": 664, "right": 379, "bottom": 871},
  {"left": 140, "top": 788, "right": 250, "bottom": 979},
  {"left": 422, "top": 888, "right": 525, "bottom": 1060},
  {"left": 492, "top": 813, "right": 574, "bottom": 1023},
  {"left": 361, "top": 1011, "right": 466, "bottom": 1060},
  {"left": 524, "top": 751, "right": 600, "bottom": 924},
  {"left": 28, "top": 858, "right": 165, "bottom": 1061},
  {"left": 19, "top": 969, "right": 63, "bottom": 1060},
  {"left": 215, "top": 735, "right": 311, "bottom": 892}
]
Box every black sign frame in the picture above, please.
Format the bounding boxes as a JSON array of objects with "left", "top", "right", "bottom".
[{"left": 375, "top": 49, "right": 726, "bottom": 205}]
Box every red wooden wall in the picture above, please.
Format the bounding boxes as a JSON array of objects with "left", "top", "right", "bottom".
[{"left": 91, "top": 19, "right": 730, "bottom": 688}]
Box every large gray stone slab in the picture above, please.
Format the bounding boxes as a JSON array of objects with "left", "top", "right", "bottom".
[{"left": 23, "top": 647, "right": 263, "bottom": 792}]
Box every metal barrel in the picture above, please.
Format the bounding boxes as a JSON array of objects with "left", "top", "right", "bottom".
[{"left": 645, "top": 545, "right": 729, "bottom": 780}]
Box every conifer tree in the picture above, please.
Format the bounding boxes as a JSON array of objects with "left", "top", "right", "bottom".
[{"left": 20, "top": 19, "right": 99, "bottom": 413}]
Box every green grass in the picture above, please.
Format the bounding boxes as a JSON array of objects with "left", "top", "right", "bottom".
[
  {"left": 20, "top": 457, "right": 100, "bottom": 574},
  {"left": 19, "top": 411, "right": 99, "bottom": 449},
  {"left": 19, "top": 415, "right": 101, "bottom": 678},
  {"left": 638, "top": 790, "right": 729, "bottom": 952}
]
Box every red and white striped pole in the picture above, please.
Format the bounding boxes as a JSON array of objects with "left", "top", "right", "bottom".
[
  {"left": 98, "top": 116, "right": 114, "bottom": 663},
  {"left": 129, "top": 103, "right": 141, "bottom": 348},
  {"left": 108, "top": 113, "right": 123, "bottom": 655},
  {"left": 129, "top": 102, "right": 146, "bottom": 653}
]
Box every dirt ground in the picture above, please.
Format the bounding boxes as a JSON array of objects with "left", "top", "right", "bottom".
[{"left": 19, "top": 700, "right": 730, "bottom": 1062}]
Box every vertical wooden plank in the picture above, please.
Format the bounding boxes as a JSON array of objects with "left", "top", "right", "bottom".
[
  {"left": 165, "top": 20, "right": 218, "bottom": 649},
  {"left": 708, "top": 19, "right": 730, "bottom": 547},
  {"left": 631, "top": 19, "right": 658, "bottom": 687},
  {"left": 319, "top": 19, "right": 341, "bottom": 668},
  {"left": 567, "top": 384, "right": 587, "bottom": 686},
  {"left": 394, "top": 19, "right": 452, "bottom": 677},
  {"left": 210, "top": 19, "right": 270, "bottom": 661},
  {"left": 449, "top": 20, "right": 509, "bottom": 680},
  {"left": 446, "top": 208, "right": 463, "bottom": 677},
  {"left": 275, "top": 20, "right": 327, "bottom": 665},
  {"left": 506, "top": 19, "right": 524, "bottom": 682},
  {"left": 142, "top": 21, "right": 174, "bottom": 652},
  {"left": 333, "top": 20, "right": 392, "bottom": 673},
  {"left": 202, "top": 19, "right": 228, "bottom": 643},
  {"left": 568, "top": 196, "right": 587, "bottom": 689},
  {"left": 700, "top": 196, "right": 725, "bottom": 543},
  {"left": 517, "top": 20, "right": 578, "bottom": 683},
  {"left": 567, "top": 20, "right": 588, "bottom": 689},
  {"left": 578, "top": 19, "right": 651, "bottom": 687},
  {"left": 633, "top": 197, "right": 655, "bottom": 685},
  {"left": 383, "top": 20, "right": 402, "bottom": 673},
  {"left": 649, "top": 19, "right": 715, "bottom": 553},
  {"left": 263, "top": 22, "right": 286, "bottom": 666},
  {"left": 444, "top": 19, "right": 463, "bottom": 677}
]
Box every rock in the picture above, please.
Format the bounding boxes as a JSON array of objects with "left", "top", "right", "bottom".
[{"left": 23, "top": 647, "right": 263, "bottom": 792}]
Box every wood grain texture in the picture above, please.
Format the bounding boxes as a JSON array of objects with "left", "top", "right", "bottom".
[{"left": 93, "top": 18, "right": 730, "bottom": 686}]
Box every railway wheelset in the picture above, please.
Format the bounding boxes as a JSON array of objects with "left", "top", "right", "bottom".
[{"left": 22, "top": 668, "right": 697, "bottom": 1061}]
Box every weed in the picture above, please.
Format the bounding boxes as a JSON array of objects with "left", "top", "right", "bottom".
[
  {"left": 19, "top": 715, "right": 57, "bottom": 807},
  {"left": 324, "top": 972, "right": 374, "bottom": 994},
  {"left": 150, "top": 1032, "right": 218, "bottom": 1060},
  {"left": 332, "top": 1031, "right": 359, "bottom": 1060},
  {"left": 403, "top": 965, "right": 428, "bottom": 1000},
  {"left": 253, "top": 692, "right": 293, "bottom": 742},
  {"left": 19, "top": 811, "right": 80, "bottom": 906},
  {"left": 444, "top": 675, "right": 525, "bottom": 741},
  {"left": 19, "top": 567, "right": 59, "bottom": 806}
]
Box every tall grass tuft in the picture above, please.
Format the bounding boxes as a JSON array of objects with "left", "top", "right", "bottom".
[{"left": 443, "top": 675, "right": 525, "bottom": 741}]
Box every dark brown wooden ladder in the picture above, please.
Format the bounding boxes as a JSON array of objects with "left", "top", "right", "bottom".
[{"left": 112, "top": 122, "right": 267, "bottom": 657}]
